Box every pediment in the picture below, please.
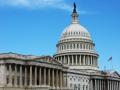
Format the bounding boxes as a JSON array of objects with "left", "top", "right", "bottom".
[{"left": 110, "top": 71, "right": 120, "bottom": 78}]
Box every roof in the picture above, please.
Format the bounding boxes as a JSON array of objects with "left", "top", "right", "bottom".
[{"left": 0, "top": 52, "right": 62, "bottom": 65}]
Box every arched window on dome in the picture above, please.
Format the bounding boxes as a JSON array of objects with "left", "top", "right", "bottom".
[
  {"left": 64, "top": 44, "right": 66, "bottom": 50},
  {"left": 80, "top": 43, "right": 82, "bottom": 49},
  {"left": 83, "top": 44, "right": 85, "bottom": 49},
  {"left": 60, "top": 46, "right": 61, "bottom": 51},
  {"left": 82, "top": 33, "right": 84, "bottom": 37},
  {"left": 86, "top": 44, "right": 88, "bottom": 50},
  {"left": 76, "top": 32, "right": 78, "bottom": 35},
  {"left": 84, "top": 44, "right": 86, "bottom": 50},
  {"left": 62, "top": 45, "right": 64, "bottom": 50},
  {"left": 73, "top": 43, "right": 75, "bottom": 49},
  {"left": 67, "top": 44, "right": 69, "bottom": 49},
  {"left": 74, "top": 32, "right": 75, "bottom": 35},
  {"left": 77, "top": 44, "right": 79, "bottom": 49}
]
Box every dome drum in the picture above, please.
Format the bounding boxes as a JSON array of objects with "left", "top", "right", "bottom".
[{"left": 54, "top": 53, "right": 98, "bottom": 71}]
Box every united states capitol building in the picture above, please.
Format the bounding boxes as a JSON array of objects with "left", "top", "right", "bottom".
[{"left": 0, "top": 3, "right": 120, "bottom": 90}]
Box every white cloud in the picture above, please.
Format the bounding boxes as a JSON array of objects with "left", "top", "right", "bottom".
[
  {"left": 0, "top": 0, "right": 93, "bottom": 15},
  {"left": 0, "top": 0, "right": 72, "bottom": 11}
]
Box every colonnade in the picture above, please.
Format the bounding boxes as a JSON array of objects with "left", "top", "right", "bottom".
[
  {"left": 55, "top": 55, "right": 98, "bottom": 67},
  {"left": 6, "top": 64, "right": 64, "bottom": 88},
  {"left": 90, "top": 79, "right": 120, "bottom": 90},
  {"left": 57, "top": 42, "right": 94, "bottom": 52}
]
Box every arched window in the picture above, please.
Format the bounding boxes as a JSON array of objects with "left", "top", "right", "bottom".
[
  {"left": 67, "top": 44, "right": 69, "bottom": 49},
  {"left": 77, "top": 44, "right": 79, "bottom": 49},
  {"left": 73, "top": 44, "right": 76, "bottom": 49},
  {"left": 80, "top": 43, "right": 82, "bottom": 49},
  {"left": 70, "top": 44, "right": 72, "bottom": 49},
  {"left": 83, "top": 44, "right": 85, "bottom": 49}
]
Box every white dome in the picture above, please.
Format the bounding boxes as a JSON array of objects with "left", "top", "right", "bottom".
[
  {"left": 60, "top": 23, "right": 91, "bottom": 40},
  {"left": 54, "top": 3, "right": 99, "bottom": 71}
]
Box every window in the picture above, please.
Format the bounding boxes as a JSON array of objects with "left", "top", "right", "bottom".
[
  {"left": 77, "top": 44, "right": 79, "bottom": 49},
  {"left": 67, "top": 44, "right": 69, "bottom": 49},
  {"left": 73, "top": 44, "right": 75, "bottom": 49}
]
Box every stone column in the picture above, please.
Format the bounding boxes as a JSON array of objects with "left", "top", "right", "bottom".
[
  {"left": 72, "top": 55, "right": 74, "bottom": 65},
  {"left": 14, "top": 65, "right": 17, "bottom": 87},
  {"left": 68, "top": 55, "right": 70, "bottom": 65},
  {"left": 91, "top": 56, "right": 92, "bottom": 66},
  {"left": 100, "top": 79, "right": 101, "bottom": 90},
  {"left": 116, "top": 81, "right": 117, "bottom": 90},
  {"left": 90, "top": 80, "right": 93, "bottom": 90},
  {"left": 83, "top": 55, "right": 85, "bottom": 65},
  {"left": 64, "top": 56, "right": 65, "bottom": 64},
  {"left": 75, "top": 55, "right": 77, "bottom": 65},
  {"left": 115, "top": 81, "right": 117, "bottom": 90},
  {"left": 9, "top": 64, "right": 12, "bottom": 86},
  {"left": 110, "top": 80, "right": 111, "bottom": 90},
  {"left": 117, "top": 81, "right": 118, "bottom": 90},
  {"left": 39, "top": 67, "right": 41, "bottom": 85},
  {"left": 97, "top": 80, "right": 99, "bottom": 90},
  {"left": 44, "top": 67, "right": 46, "bottom": 85},
  {"left": 20, "top": 65, "right": 22, "bottom": 87},
  {"left": 118, "top": 81, "right": 120, "bottom": 90},
  {"left": 29, "top": 66, "right": 32, "bottom": 86},
  {"left": 88, "top": 55, "right": 89, "bottom": 65},
  {"left": 93, "top": 57, "right": 94, "bottom": 66},
  {"left": 118, "top": 81, "right": 119, "bottom": 90},
  {"left": 35, "top": 66, "right": 37, "bottom": 85},
  {"left": 52, "top": 69, "right": 54, "bottom": 87},
  {"left": 95, "top": 79, "right": 97, "bottom": 90},
  {"left": 95, "top": 57, "right": 98, "bottom": 67},
  {"left": 61, "top": 56, "right": 62, "bottom": 64},
  {"left": 112, "top": 81, "right": 113, "bottom": 90},
  {"left": 108, "top": 80, "right": 109, "bottom": 90},
  {"left": 56, "top": 70, "right": 58, "bottom": 88},
  {"left": 86, "top": 55, "right": 88, "bottom": 65},
  {"left": 60, "top": 71, "right": 63, "bottom": 88},
  {"left": 79, "top": 55, "right": 81, "bottom": 65},
  {"left": 48, "top": 68, "right": 50, "bottom": 86},
  {"left": 24, "top": 66, "right": 27, "bottom": 86}
]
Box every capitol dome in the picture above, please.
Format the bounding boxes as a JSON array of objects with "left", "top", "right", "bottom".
[
  {"left": 60, "top": 23, "right": 91, "bottom": 40},
  {"left": 54, "top": 3, "right": 99, "bottom": 72}
]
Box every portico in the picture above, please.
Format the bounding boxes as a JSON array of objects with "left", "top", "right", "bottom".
[{"left": 0, "top": 54, "right": 66, "bottom": 90}]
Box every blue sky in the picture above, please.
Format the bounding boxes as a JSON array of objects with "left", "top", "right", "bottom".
[{"left": 0, "top": 0, "right": 120, "bottom": 72}]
